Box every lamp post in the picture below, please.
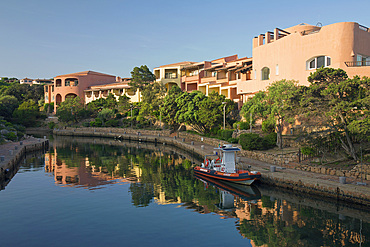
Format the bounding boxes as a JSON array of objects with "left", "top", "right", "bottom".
[
  {"left": 159, "top": 105, "right": 162, "bottom": 129},
  {"left": 222, "top": 102, "right": 226, "bottom": 130},
  {"left": 130, "top": 104, "right": 133, "bottom": 128}
]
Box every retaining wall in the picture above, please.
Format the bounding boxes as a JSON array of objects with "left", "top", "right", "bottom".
[{"left": 0, "top": 139, "right": 49, "bottom": 182}]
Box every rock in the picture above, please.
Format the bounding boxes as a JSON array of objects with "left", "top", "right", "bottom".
[
  {"left": 0, "top": 129, "right": 9, "bottom": 134},
  {"left": 321, "top": 168, "right": 326, "bottom": 174}
]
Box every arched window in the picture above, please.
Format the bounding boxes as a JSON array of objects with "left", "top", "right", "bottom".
[
  {"left": 65, "top": 78, "right": 78, "bottom": 86},
  {"left": 56, "top": 79, "right": 62, "bottom": 87},
  {"left": 307, "top": 56, "right": 331, "bottom": 70},
  {"left": 261, "top": 67, "right": 270, "bottom": 80}
]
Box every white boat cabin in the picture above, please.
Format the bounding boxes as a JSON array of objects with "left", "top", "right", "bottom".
[{"left": 201, "top": 144, "right": 241, "bottom": 173}]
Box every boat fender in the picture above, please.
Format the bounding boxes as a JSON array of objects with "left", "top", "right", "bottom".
[{"left": 205, "top": 159, "right": 209, "bottom": 167}]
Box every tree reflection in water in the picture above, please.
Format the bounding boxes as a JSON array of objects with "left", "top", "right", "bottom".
[{"left": 47, "top": 138, "right": 369, "bottom": 246}]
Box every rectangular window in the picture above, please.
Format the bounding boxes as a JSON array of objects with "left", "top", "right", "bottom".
[
  {"left": 309, "top": 59, "right": 315, "bottom": 69},
  {"left": 317, "top": 56, "right": 325, "bottom": 68},
  {"left": 276, "top": 64, "right": 279, "bottom": 75},
  {"left": 327, "top": 57, "right": 331, "bottom": 66},
  {"left": 211, "top": 71, "right": 217, "bottom": 77},
  {"left": 45, "top": 87, "right": 48, "bottom": 92}
]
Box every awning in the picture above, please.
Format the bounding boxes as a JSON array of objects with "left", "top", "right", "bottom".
[{"left": 235, "top": 64, "right": 252, "bottom": 73}]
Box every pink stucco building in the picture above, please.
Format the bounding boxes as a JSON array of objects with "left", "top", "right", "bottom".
[
  {"left": 237, "top": 22, "right": 370, "bottom": 102},
  {"left": 47, "top": 71, "right": 117, "bottom": 112}
]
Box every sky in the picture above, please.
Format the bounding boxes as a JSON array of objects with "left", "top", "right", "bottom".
[{"left": 1, "top": 0, "right": 370, "bottom": 79}]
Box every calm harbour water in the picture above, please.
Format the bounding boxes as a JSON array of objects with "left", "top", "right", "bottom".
[{"left": 0, "top": 136, "right": 369, "bottom": 247}]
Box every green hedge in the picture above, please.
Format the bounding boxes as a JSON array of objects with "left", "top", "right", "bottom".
[{"left": 239, "top": 133, "right": 277, "bottom": 150}]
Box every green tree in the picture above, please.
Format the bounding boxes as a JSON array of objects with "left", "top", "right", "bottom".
[
  {"left": 175, "top": 90, "right": 206, "bottom": 133},
  {"left": 161, "top": 85, "right": 183, "bottom": 130},
  {"left": 12, "top": 100, "right": 40, "bottom": 127},
  {"left": 241, "top": 91, "right": 270, "bottom": 126},
  {"left": 86, "top": 98, "right": 106, "bottom": 117},
  {"left": 174, "top": 91, "right": 233, "bottom": 134},
  {"left": 0, "top": 95, "right": 19, "bottom": 121},
  {"left": 98, "top": 108, "right": 115, "bottom": 125},
  {"left": 197, "top": 91, "right": 234, "bottom": 134},
  {"left": 301, "top": 68, "right": 369, "bottom": 160},
  {"left": 267, "top": 79, "right": 300, "bottom": 149},
  {"left": 241, "top": 80, "right": 299, "bottom": 149},
  {"left": 117, "top": 95, "right": 130, "bottom": 113},
  {"left": 104, "top": 93, "right": 118, "bottom": 109},
  {"left": 1, "top": 83, "right": 43, "bottom": 103},
  {"left": 56, "top": 96, "right": 86, "bottom": 123},
  {"left": 138, "top": 82, "right": 166, "bottom": 127},
  {"left": 129, "top": 65, "right": 156, "bottom": 92}
]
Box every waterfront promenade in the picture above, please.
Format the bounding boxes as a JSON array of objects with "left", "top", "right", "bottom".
[
  {"left": 0, "top": 137, "right": 49, "bottom": 180},
  {"left": 52, "top": 127, "right": 370, "bottom": 208}
]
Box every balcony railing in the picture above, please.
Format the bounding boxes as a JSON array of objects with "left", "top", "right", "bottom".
[{"left": 345, "top": 61, "right": 370, "bottom": 67}]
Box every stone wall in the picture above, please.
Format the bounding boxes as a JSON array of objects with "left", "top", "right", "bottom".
[
  {"left": 63, "top": 127, "right": 172, "bottom": 137},
  {"left": 292, "top": 163, "right": 370, "bottom": 181},
  {"left": 55, "top": 128, "right": 370, "bottom": 181}
]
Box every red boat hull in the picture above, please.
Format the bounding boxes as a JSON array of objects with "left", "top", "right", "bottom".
[{"left": 193, "top": 166, "right": 261, "bottom": 185}]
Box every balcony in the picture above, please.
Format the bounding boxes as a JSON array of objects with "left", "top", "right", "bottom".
[
  {"left": 183, "top": 75, "right": 199, "bottom": 83},
  {"left": 345, "top": 61, "right": 370, "bottom": 67},
  {"left": 200, "top": 76, "right": 216, "bottom": 84},
  {"left": 216, "top": 77, "right": 228, "bottom": 84}
]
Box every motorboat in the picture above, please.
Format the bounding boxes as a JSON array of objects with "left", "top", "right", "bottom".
[{"left": 193, "top": 144, "right": 261, "bottom": 185}]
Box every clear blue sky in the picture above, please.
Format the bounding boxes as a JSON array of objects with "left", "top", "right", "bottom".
[{"left": 1, "top": 0, "right": 369, "bottom": 79}]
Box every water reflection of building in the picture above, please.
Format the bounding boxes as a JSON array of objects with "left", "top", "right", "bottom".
[
  {"left": 154, "top": 185, "right": 182, "bottom": 205},
  {"left": 192, "top": 176, "right": 366, "bottom": 246},
  {"left": 44, "top": 148, "right": 140, "bottom": 188}
]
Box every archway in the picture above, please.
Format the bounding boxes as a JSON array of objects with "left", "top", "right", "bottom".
[
  {"left": 65, "top": 93, "right": 78, "bottom": 100},
  {"left": 56, "top": 94, "right": 62, "bottom": 106}
]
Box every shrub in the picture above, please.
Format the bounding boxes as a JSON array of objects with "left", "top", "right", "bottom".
[
  {"left": 90, "top": 118, "right": 103, "bottom": 127},
  {"left": 218, "top": 129, "right": 234, "bottom": 141},
  {"left": 4, "top": 132, "right": 17, "bottom": 141},
  {"left": 105, "top": 119, "right": 119, "bottom": 127},
  {"left": 82, "top": 122, "right": 90, "bottom": 127},
  {"left": 227, "top": 138, "right": 239, "bottom": 144},
  {"left": 239, "top": 133, "right": 276, "bottom": 151},
  {"left": 301, "top": 146, "right": 315, "bottom": 156},
  {"left": 239, "top": 133, "right": 264, "bottom": 150},
  {"left": 48, "top": 122, "right": 56, "bottom": 129},
  {"left": 233, "top": 121, "right": 250, "bottom": 130},
  {"left": 264, "top": 133, "right": 277, "bottom": 148}
]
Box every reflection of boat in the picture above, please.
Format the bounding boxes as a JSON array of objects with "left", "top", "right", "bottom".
[
  {"left": 193, "top": 144, "right": 261, "bottom": 185},
  {"left": 194, "top": 174, "right": 261, "bottom": 202}
]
